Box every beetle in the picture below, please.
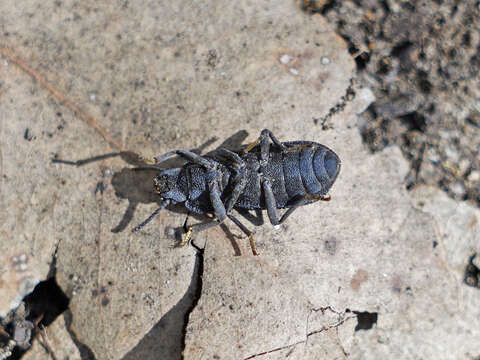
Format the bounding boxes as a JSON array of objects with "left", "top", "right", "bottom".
[{"left": 134, "top": 129, "right": 341, "bottom": 255}]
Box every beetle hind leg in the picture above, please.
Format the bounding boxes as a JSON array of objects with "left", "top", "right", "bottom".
[
  {"left": 228, "top": 214, "right": 258, "bottom": 256},
  {"left": 243, "top": 129, "right": 287, "bottom": 162},
  {"left": 180, "top": 220, "right": 218, "bottom": 247},
  {"left": 278, "top": 193, "right": 331, "bottom": 224}
]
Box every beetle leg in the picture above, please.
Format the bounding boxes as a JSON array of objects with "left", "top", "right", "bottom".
[
  {"left": 220, "top": 149, "right": 247, "bottom": 214},
  {"left": 154, "top": 150, "right": 214, "bottom": 169},
  {"left": 283, "top": 143, "right": 315, "bottom": 152},
  {"left": 278, "top": 194, "right": 331, "bottom": 224},
  {"left": 236, "top": 208, "right": 264, "bottom": 226},
  {"left": 262, "top": 179, "right": 280, "bottom": 226},
  {"left": 216, "top": 148, "right": 244, "bottom": 166},
  {"left": 132, "top": 199, "right": 170, "bottom": 232},
  {"left": 207, "top": 176, "right": 227, "bottom": 222},
  {"left": 243, "top": 129, "right": 287, "bottom": 162},
  {"left": 225, "top": 174, "right": 247, "bottom": 213},
  {"left": 228, "top": 214, "right": 258, "bottom": 256},
  {"left": 278, "top": 206, "right": 299, "bottom": 224},
  {"left": 277, "top": 196, "right": 312, "bottom": 224},
  {"left": 181, "top": 172, "right": 227, "bottom": 246},
  {"left": 214, "top": 148, "right": 248, "bottom": 213},
  {"left": 181, "top": 219, "right": 222, "bottom": 247}
]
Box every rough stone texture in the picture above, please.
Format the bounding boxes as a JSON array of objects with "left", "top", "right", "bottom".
[
  {"left": 1, "top": 0, "right": 352, "bottom": 358},
  {"left": 411, "top": 186, "right": 480, "bottom": 281},
  {"left": 1, "top": 0, "right": 479, "bottom": 359},
  {"left": 0, "top": 67, "right": 59, "bottom": 316},
  {"left": 347, "top": 186, "right": 480, "bottom": 360}
]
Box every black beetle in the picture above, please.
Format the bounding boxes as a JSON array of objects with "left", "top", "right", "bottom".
[{"left": 134, "top": 129, "right": 341, "bottom": 255}]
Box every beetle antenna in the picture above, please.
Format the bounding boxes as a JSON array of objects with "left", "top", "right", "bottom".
[{"left": 132, "top": 200, "right": 170, "bottom": 232}]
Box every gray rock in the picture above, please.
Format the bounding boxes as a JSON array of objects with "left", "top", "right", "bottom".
[{"left": 2, "top": 0, "right": 479, "bottom": 359}]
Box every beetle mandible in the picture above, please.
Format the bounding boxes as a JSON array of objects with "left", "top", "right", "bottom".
[{"left": 134, "top": 129, "right": 341, "bottom": 255}]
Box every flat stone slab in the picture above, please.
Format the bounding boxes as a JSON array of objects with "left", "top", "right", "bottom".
[{"left": 2, "top": 0, "right": 479, "bottom": 359}]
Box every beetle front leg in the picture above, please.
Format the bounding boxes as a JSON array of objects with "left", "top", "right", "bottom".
[
  {"left": 228, "top": 214, "right": 258, "bottom": 256},
  {"left": 181, "top": 172, "right": 227, "bottom": 246}
]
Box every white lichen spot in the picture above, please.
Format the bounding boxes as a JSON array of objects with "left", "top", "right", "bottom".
[
  {"left": 89, "top": 93, "right": 96, "bottom": 101},
  {"left": 279, "top": 54, "right": 294, "bottom": 64},
  {"left": 468, "top": 170, "right": 480, "bottom": 183},
  {"left": 12, "top": 254, "right": 28, "bottom": 272},
  {"left": 321, "top": 56, "right": 331, "bottom": 65},
  {"left": 273, "top": 224, "right": 280, "bottom": 230},
  {"left": 289, "top": 67, "right": 299, "bottom": 76},
  {"left": 103, "top": 168, "right": 114, "bottom": 177},
  {"left": 451, "top": 182, "right": 466, "bottom": 197}
]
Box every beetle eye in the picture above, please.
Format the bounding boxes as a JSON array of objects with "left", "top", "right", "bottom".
[{"left": 325, "top": 151, "right": 340, "bottom": 180}]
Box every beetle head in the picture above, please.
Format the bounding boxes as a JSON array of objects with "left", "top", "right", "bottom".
[{"left": 153, "top": 168, "right": 186, "bottom": 203}]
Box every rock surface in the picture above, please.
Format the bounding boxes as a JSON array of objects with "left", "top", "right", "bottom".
[{"left": 1, "top": 1, "right": 479, "bottom": 359}]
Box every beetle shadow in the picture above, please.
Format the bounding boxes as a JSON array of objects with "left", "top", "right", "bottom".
[{"left": 53, "top": 130, "right": 260, "bottom": 253}]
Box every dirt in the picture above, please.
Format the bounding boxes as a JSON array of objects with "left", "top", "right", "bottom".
[{"left": 303, "top": 0, "right": 480, "bottom": 206}]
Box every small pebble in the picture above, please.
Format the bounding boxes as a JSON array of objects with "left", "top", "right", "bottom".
[
  {"left": 450, "top": 181, "right": 465, "bottom": 197},
  {"left": 321, "top": 56, "right": 331, "bottom": 65},
  {"left": 279, "top": 54, "right": 293, "bottom": 64},
  {"left": 289, "top": 67, "right": 299, "bottom": 75},
  {"left": 468, "top": 170, "right": 480, "bottom": 183}
]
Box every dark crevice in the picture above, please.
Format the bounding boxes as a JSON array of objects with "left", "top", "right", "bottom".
[
  {"left": 398, "top": 112, "right": 427, "bottom": 132},
  {"left": 354, "top": 51, "right": 370, "bottom": 70},
  {"left": 0, "top": 245, "right": 71, "bottom": 360},
  {"left": 353, "top": 311, "right": 378, "bottom": 331},
  {"left": 320, "top": 0, "right": 338, "bottom": 15},
  {"left": 22, "top": 279, "right": 69, "bottom": 330},
  {"left": 391, "top": 40, "right": 414, "bottom": 58},
  {"left": 121, "top": 247, "right": 204, "bottom": 360},
  {"left": 299, "top": 0, "right": 337, "bottom": 15},
  {"left": 181, "top": 247, "right": 204, "bottom": 354}
]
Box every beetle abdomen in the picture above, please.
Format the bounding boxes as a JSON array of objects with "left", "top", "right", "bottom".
[{"left": 266, "top": 142, "right": 340, "bottom": 208}]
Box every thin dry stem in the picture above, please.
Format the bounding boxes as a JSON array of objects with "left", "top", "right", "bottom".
[{"left": 0, "top": 46, "right": 124, "bottom": 151}]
